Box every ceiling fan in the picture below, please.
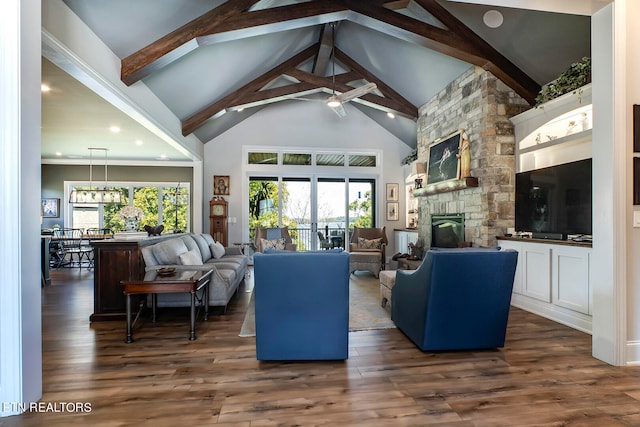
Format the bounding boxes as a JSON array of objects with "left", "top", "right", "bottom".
[{"left": 324, "top": 23, "right": 377, "bottom": 118}]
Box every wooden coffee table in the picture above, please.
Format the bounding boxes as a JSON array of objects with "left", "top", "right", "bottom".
[{"left": 121, "top": 269, "right": 212, "bottom": 343}]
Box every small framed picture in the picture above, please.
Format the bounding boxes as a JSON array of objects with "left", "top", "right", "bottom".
[
  {"left": 386, "top": 183, "right": 399, "bottom": 201},
  {"left": 42, "top": 198, "right": 60, "bottom": 218},
  {"left": 213, "top": 175, "right": 230, "bottom": 196},
  {"left": 386, "top": 202, "right": 399, "bottom": 221}
]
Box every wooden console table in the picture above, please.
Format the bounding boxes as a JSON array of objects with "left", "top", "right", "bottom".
[
  {"left": 90, "top": 234, "right": 187, "bottom": 322},
  {"left": 122, "top": 269, "right": 212, "bottom": 343}
]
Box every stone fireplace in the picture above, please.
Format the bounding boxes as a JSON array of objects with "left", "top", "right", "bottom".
[{"left": 415, "top": 67, "right": 529, "bottom": 248}]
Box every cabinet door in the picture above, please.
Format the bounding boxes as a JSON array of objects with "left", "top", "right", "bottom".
[
  {"left": 552, "top": 246, "right": 590, "bottom": 314},
  {"left": 498, "top": 240, "right": 523, "bottom": 294},
  {"left": 522, "top": 245, "right": 552, "bottom": 302}
]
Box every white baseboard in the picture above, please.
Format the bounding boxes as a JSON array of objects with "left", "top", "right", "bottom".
[
  {"left": 626, "top": 340, "right": 640, "bottom": 366},
  {"left": 511, "top": 293, "right": 592, "bottom": 334}
]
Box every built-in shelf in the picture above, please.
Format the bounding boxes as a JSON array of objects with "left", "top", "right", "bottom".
[
  {"left": 518, "top": 129, "right": 592, "bottom": 155},
  {"left": 413, "top": 177, "right": 478, "bottom": 197}
]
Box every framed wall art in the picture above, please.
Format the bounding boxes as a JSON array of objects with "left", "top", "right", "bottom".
[
  {"left": 42, "top": 198, "right": 60, "bottom": 218},
  {"left": 634, "top": 104, "right": 640, "bottom": 153},
  {"left": 386, "top": 202, "right": 399, "bottom": 221},
  {"left": 426, "top": 130, "right": 462, "bottom": 185},
  {"left": 386, "top": 183, "right": 399, "bottom": 201},
  {"left": 213, "top": 175, "right": 230, "bottom": 196}
]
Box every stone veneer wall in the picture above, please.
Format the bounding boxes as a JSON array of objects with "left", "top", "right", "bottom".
[{"left": 416, "top": 67, "right": 529, "bottom": 247}]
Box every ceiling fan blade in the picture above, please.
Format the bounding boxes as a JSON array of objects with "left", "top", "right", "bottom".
[
  {"left": 337, "top": 82, "right": 377, "bottom": 103},
  {"left": 330, "top": 102, "right": 347, "bottom": 118}
]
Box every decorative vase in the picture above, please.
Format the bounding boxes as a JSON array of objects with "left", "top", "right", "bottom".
[{"left": 124, "top": 217, "right": 139, "bottom": 232}]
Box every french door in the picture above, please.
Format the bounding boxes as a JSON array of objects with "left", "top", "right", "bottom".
[{"left": 249, "top": 176, "right": 375, "bottom": 251}]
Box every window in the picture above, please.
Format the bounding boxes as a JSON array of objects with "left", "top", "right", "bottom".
[
  {"left": 348, "top": 154, "right": 377, "bottom": 167},
  {"left": 283, "top": 153, "right": 312, "bottom": 165},
  {"left": 67, "top": 183, "right": 190, "bottom": 232},
  {"left": 248, "top": 152, "right": 278, "bottom": 165},
  {"left": 316, "top": 153, "right": 345, "bottom": 166}
]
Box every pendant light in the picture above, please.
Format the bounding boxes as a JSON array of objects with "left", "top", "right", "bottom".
[
  {"left": 69, "top": 148, "right": 123, "bottom": 204},
  {"left": 326, "top": 22, "right": 342, "bottom": 108}
]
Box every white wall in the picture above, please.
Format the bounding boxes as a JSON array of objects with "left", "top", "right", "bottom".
[
  {"left": 625, "top": 0, "right": 640, "bottom": 364},
  {"left": 203, "top": 100, "right": 411, "bottom": 254},
  {"left": 0, "top": 0, "right": 42, "bottom": 416}
]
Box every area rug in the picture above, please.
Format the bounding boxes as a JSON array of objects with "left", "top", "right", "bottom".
[{"left": 239, "top": 272, "right": 395, "bottom": 337}]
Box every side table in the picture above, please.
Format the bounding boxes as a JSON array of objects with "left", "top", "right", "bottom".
[{"left": 121, "top": 269, "right": 212, "bottom": 343}]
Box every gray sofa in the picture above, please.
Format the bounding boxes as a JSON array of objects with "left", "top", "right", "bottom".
[{"left": 140, "top": 233, "right": 248, "bottom": 312}]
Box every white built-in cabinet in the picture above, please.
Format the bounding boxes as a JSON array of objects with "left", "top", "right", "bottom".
[
  {"left": 506, "top": 84, "right": 593, "bottom": 334},
  {"left": 499, "top": 238, "right": 592, "bottom": 333},
  {"left": 511, "top": 83, "right": 592, "bottom": 173}
]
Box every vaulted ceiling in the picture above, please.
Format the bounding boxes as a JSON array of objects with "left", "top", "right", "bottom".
[{"left": 42, "top": 0, "right": 591, "bottom": 161}]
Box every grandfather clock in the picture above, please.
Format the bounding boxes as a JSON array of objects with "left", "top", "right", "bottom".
[{"left": 209, "top": 197, "right": 228, "bottom": 246}]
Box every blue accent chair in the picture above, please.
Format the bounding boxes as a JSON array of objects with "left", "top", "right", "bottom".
[
  {"left": 392, "top": 248, "right": 518, "bottom": 351},
  {"left": 253, "top": 250, "right": 350, "bottom": 360}
]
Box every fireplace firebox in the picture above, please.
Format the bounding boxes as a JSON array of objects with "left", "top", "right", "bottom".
[{"left": 431, "top": 214, "right": 465, "bottom": 248}]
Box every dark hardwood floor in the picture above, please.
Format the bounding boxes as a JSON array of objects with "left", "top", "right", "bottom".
[{"left": 2, "top": 267, "right": 640, "bottom": 426}]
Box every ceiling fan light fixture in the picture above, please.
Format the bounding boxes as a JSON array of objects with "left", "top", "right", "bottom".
[{"left": 327, "top": 97, "right": 342, "bottom": 108}]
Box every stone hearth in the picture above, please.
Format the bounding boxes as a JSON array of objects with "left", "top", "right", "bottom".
[{"left": 416, "top": 67, "right": 529, "bottom": 247}]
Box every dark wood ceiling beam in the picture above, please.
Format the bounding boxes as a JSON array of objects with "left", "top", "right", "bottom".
[
  {"left": 181, "top": 44, "right": 319, "bottom": 136},
  {"left": 121, "top": 0, "right": 260, "bottom": 85},
  {"left": 204, "top": 1, "right": 348, "bottom": 39},
  {"left": 412, "top": 0, "right": 539, "bottom": 104},
  {"left": 345, "top": 0, "right": 540, "bottom": 103},
  {"left": 121, "top": 1, "right": 349, "bottom": 85},
  {"left": 312, "top": 23, "right": 335, "bottom": 75}
]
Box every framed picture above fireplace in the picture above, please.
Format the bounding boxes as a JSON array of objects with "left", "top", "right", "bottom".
[{"left": 426, "top": 130, "right": 462, "bottom": 185}]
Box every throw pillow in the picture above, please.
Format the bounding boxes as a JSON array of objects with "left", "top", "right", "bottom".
[
  {"left": 178, "top": 249, "right": 203, "bottom": 265},
  {"left": 358, "top": 237, "right": 382, "bottom": 249},
  {"left": 209, "top": 241, "right": 226, "bottom": 259},
  {"left": 261, "top": 237, "right": 286, "bottom": 251}
]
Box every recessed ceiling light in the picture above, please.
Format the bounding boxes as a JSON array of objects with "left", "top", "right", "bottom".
[
  {"left": 55, "top": 151, "right": 62, "bottom": 156},
  {"left": 237, "top": 107, "right": 245, "bottom": 112},
  {"left": 483, "top": 10, "right": 503, "bottom": 28},
  {"left": 159, "top": 154, "right": 167, "bottom": 159},
  {"left": 109, "top": 126, "right": 121, "bottom": 133},
  {"left": 41, "top": 84, "right": 51, "bottom": 92},
  {"left": 387, "top": 112, "right": 396, "bottom": 119},
  {"left": 135, "top": 140, "right": 143, "bottom": 146}
]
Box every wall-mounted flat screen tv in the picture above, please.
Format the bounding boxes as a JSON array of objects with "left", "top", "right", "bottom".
[{"left": 515, "top": 158, "right": 592, "bottom": 236}]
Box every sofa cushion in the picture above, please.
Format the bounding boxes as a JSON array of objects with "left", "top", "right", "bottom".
[
  {"left": 358, "top": 237, "right": 382, "bottom": 249},
  {"left": 140, "top": 246, "right": 159, "bottom": 267},
  {"left": 210, "top": 241, "right": 226, "bottom": 259},
  {"left": 152, "top": 238, "right": 189, "bottom": 265},
  {"left": 261, "top": 238, "right": 286, "bottom": 251},
  {"left": 178, "top": 249, "right": 203, "bottom": 265},
  {"left": 192, "top": 233, "right": 212, "bottom": 261},
  {"left": 181, "top": 235, "right": 199, "bottom": 255},
  {"left": 200, "top": 233, "right": 215, "bottom": 246}
]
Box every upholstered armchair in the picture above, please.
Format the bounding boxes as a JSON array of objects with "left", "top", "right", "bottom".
[
  {"left": 349, "top": 226, "right": 387, "bottom": 278},
  {"left": 392, "top": 248, "right": 518, "bottom": 351},
  {"left": 253, "top": 251, "right": 350, "bottom": 360},
  {"left": 253, "top": 227, "right": 297, "bottom": 252}
]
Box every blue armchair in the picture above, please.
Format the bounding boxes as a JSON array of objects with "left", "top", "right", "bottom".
[
  {"left": 253, "top": 250, "right": 350, "bottom": 360},
  {"left": 391, "top": 248, "right": 518, "bottom": 351}
]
